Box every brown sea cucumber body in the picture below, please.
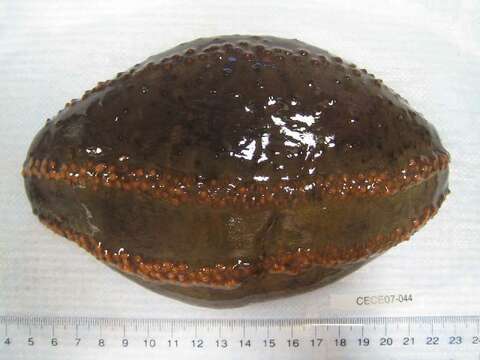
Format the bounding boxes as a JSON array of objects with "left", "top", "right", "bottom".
[{"left": 22, "top": 35, "right": 450, "bottom": 307}]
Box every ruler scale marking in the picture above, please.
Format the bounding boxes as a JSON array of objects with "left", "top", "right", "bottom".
[{"left": 2, "top": 315, "right": 480, "bottom": 358}]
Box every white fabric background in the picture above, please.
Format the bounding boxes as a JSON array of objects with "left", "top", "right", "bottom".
[{"left": 1, "top": 0, "right": 479, "bottom": 323}]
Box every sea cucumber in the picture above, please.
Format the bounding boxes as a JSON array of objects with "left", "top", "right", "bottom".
[{"left": 22, "top": 35, "right": 450, "bottom": 307}]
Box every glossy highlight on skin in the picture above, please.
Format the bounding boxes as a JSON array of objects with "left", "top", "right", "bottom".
[{"left": 22, "top": 35, "right": 450, "bottom": 307}]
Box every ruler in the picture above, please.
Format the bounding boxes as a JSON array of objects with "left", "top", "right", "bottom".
[{"left": 1, "top": 315, "right": 480, "bottom": 359}]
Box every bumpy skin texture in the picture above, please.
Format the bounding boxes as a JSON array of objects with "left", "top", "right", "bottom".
[{"left": 22, "top": 35, "right": 450, "bottom": 307}]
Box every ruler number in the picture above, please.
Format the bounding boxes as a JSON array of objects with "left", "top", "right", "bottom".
[
  {"left": 27, "top": 337, "right": 34, "bottom": 346},
  {"left": 144, "top": 339, "right": 156, "bottom": 348},
  {"left": 75, "top": 338, "right": 81, "bottom": 346},
  {"left": 403, "top": 337, "right": 415, "bottom": 345},
  {"left": 168, "top": 339, "right": 178, "bottom": 347},
  {"left": 216, "top": 339, "right": 228, "bottom": 348},
  {"left": 4, "top": 338, "right": 10, "bottom": 345},
  {"left": 358, "top": 338, "right": 370, "bottom": 346},
  {"left": 380, "top": 337, "right": 393, "bottom": 346},
  {"left": 264, "top": 338, "right": 276, "bottom": 347},
  {"left": 335, "top": 338, "right": 347, "bottom": 347},
  {"left": 98, "top": 338, "right": 105, "bottom": 347},
  {"left": 239, "top": 339, "right": 251, "bottom": 347},
  {"left": 287, "top": 338, "right": 300, "bottom": 348},
  {"left": 122, "top": 338, "right": 128, "bottom": 347},
  {"left": 192, "top": 339, "right": 204, "bottom": 348},
  {"left": 448, "top": 336, "right": 462, "bottom": 345},
  {"left": 310, "top": 338, "right": 323, "bottom": 347},
  {"left": 51, "top": 338, "right": 58, "bottom": 346},
  {"left": 426, "top": 336, "right": 439, "bottom": 345},
  {"left": 473, "top": 336, "right": 480, "bottom": 344}
]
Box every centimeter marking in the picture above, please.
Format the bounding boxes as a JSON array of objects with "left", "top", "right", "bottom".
[
  {"left": 2, "top": 314, "right": 479, "bottom": 326},
  {"left": 2, "top": 315, "right": 480, "bottom": 359}
]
